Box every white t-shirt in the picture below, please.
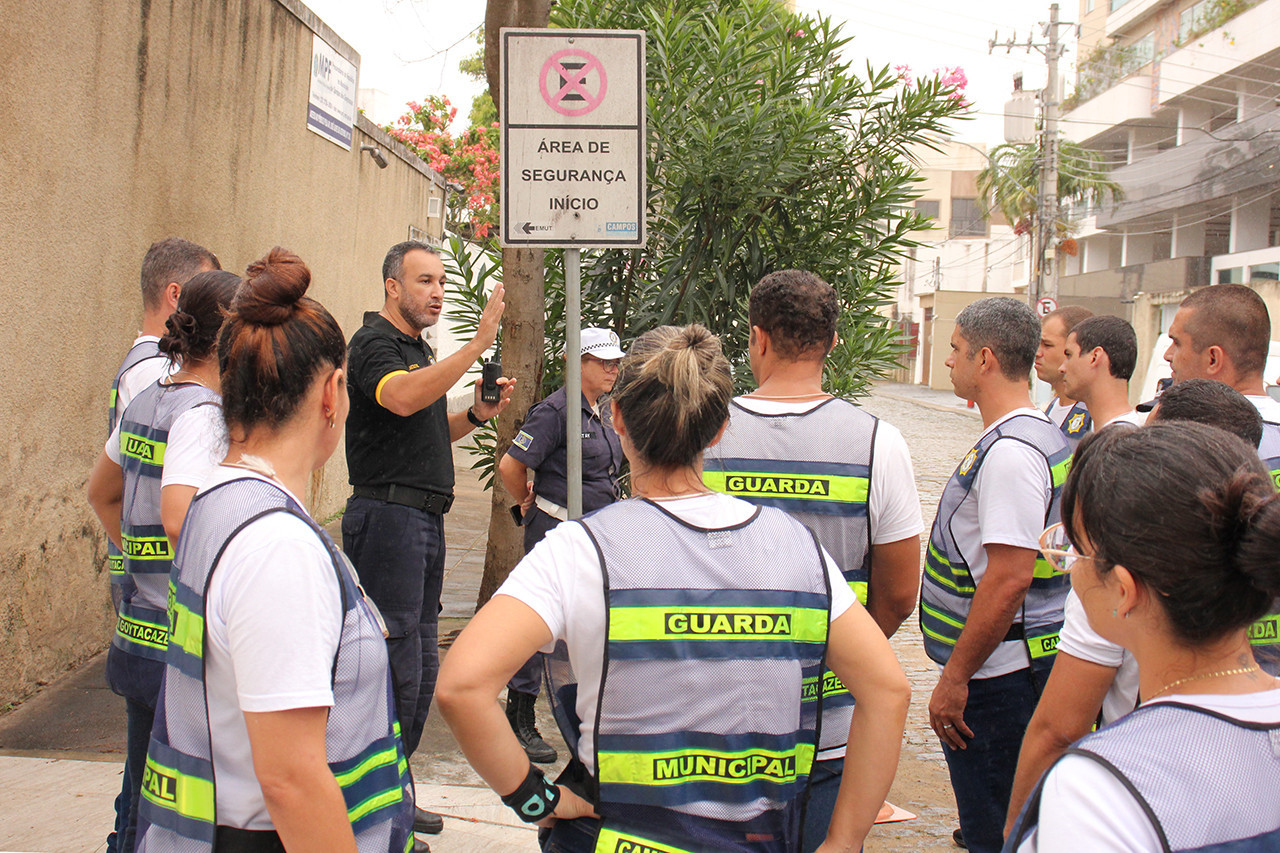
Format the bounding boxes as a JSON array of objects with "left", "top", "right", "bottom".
[
  {"left": 106, "top": 399, "right": 227, "bottom": 490},
  {"left": 495, "top": 492, "right": 857, "bottom": 774},
  {"left": 114, "top": 335, "right": 173, "bottom": 418},
  {"left": 196, "top": 465, "right": 343, "bottom": 830},
  {"left": 1099, "top": 409, "right": 1146, "bottom": 428},
  {"left": 949, "top": 408, "right": 1055, "bottom": 680},
  {"left": 729, "top": 396, "right": 924, "bottom": 544},
  {"left": 1247, "top": 393, "right": 1280, "bottom": 424},
  {"left": 1043, "top": 398, "right": 1081, "bottom": 430},
  {"left": 1055, "top": 590, "right": 1140, "bottom": 724},
  {"left": 1019, "top": 688, "right": 1280, "bottom": 853}
]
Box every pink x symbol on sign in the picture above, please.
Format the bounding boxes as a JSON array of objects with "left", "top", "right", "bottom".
[{"left": 540, "top": 49, "right": 608, "bottom": 116}]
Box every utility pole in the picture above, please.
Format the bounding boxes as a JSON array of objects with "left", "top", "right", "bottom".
[{"left": 991, "top": 2, "right": 1073, "bottom": 306}]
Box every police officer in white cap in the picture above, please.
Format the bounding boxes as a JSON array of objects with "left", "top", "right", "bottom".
[{"left": 497, "top": 326, "right": 625, "bottom": 763}]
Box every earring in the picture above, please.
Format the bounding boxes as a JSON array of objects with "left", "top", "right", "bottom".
[{"left": 324, "top": 409, "right": 335, "bottom": 429}]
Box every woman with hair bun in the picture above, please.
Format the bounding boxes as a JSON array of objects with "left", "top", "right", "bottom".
[
  {"left": 88, "top": 268, "right": 240, "bottom": 853},
  {"left": 136, "top": 248, "right": 413, "bottom": 852},
  {"left": 438, "top": 324, "right": 910, "bottom": 853},
  {"left": 1007, "top": 422, "right": 1280, "bottom": 852}
]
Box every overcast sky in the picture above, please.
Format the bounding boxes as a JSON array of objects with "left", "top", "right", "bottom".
[{"left": 302, "top": 0, "right": 1079, "bottom": 147}]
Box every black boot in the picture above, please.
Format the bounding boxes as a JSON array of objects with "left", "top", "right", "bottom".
[{"left": 506, "top": 688, "right": 558, "bottom": 764}]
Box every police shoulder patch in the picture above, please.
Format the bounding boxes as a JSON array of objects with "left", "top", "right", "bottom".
[{"left": 513, "top": 431, "right": 533, "bottom": 451}]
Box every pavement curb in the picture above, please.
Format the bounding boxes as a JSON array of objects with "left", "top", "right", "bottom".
[{"left": 872, "top": 389, "right": 982, "bottom": 421}]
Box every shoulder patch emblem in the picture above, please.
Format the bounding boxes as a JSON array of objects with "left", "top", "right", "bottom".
[
  {"left": 513, "top": 431, "right": 533, "bottom": 451},
  {"left": 959, "top": 448, "right": 979, "bottom": 476},
  {"left": 1067, "top": 413, "right": 1086, "bottom": 434}
]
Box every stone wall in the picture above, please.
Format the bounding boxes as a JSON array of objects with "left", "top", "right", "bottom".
[{"left": 0, "top": 0, "right": 445, "bottom": 705}]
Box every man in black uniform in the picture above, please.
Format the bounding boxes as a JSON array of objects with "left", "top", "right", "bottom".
[
  {"left": 496, "top": 327, "right": 625, "bottom": 762},
  {"left": 342, "top": 241, "right": 512, "bottom": 842}
]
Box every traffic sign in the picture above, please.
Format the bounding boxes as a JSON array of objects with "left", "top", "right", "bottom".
[
  {"left": 500, "top": 29, "right": 646, "bottom": 248},
  {"left": 1036, "top": 296, "right": 1058, "bottom": 317}
]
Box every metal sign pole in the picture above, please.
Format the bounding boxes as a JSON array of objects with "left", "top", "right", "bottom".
[{"left": 565, "top": 248, "right": 583, "bottom": 519}]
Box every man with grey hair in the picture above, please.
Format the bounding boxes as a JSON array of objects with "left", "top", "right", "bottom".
[{"left": 920, "top": 296, "right": 1071, "bottom": 853}]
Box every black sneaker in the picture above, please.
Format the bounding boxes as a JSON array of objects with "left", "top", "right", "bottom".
[{"left": 953, "top": 827, "right": 967, "bottom": 849}]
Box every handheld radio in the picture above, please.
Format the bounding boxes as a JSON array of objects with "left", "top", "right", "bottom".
[{"left": 481, "top": 336, "right": 503, "bottom": 404}]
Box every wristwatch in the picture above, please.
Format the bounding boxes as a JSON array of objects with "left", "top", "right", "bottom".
[{"left": 466, "top": 406, "right": 487, "bottom": 428}]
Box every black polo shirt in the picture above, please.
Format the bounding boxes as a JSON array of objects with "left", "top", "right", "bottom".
[
  {"left": 346, "top": 312, "right": 454, "bottom": 494},
  {"left": 508, "top": 386, "right": 622, "bottom": 512}
]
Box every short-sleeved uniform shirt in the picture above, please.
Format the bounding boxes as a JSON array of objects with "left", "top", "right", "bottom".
[
  {"left": 508, "top": 387, "right": 622, "bottom": 512},
  {"left": 345, "top": 312, "right": 453, "bottom": 494}
]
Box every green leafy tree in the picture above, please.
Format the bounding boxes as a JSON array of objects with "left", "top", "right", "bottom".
[
  {"left": 977, "top": 140, "right": 1122, "bottom": 238},
  {"left": 544, "top": 0, "right": 968, "bottom": 397}
]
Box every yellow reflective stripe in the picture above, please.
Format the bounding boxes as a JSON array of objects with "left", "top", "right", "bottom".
[
  {"left": 169, "top": 597, "right": 204, "bottom": 659},
  {"left": 1249, "top": 614, "right": 1280, "bottom": 645},
  {"left": 1050, "top": 456, "right": 1071, "bottom": 488},
  {"left": 597, "top": 743, "right": 815, "bottom": 787},
  {"left": 116, "top": 612, "right": 169, "bottom": 650},
  {"left": 925, "top": 542, "right": 975, "bottom": 594},
  {"left": 920, "top": 601, "right": 964, "bottom": 631},
  {"left": 121, "top": 534, "right": 173, "bottom": 562},
  {"left": 110, "top": 388, "right": 118, "bottom": 407},
  {"left": 595, "top": 826, "right": 696, "bottom": 853},
  {"left": 1033, "top": 557, "right": 1066, "bottom": 580},
  {"left": 108, "top": 554, "right": 125, "bottom": 575},
  {"left": 595, "top": 826, "right": 697, "bottom": 853},
  {"left": 347, "top": 786, "right": 405, "bottom": 825},
  {"left": 608, "top": 607, "right": 828, "bottom": 644},
  {"left": 803, "top": 670, "right": 848, "bottom": 702},
  {"left": 1027, "top": 632, "right": 1060, "bottom": 659},
  {"left": 120, "top": 431, "right": 166, "bottom": 466},
  {"left": 848, "top": 580, "right": 868, "bottom": 606},
  {"left": 375, "top": 370, "right": 408, "bottom": 408},
  {"left": 920, "top": 623, "right": 957, "bottom": 647},
  {"left": 333, "top": 746, "right": 399, "bottom": 788},
  {"left": 141, "top": 755, "right": 214, "bottom": 823},
  {"left": 702, "top": 470, "right": 868, "bottom": 504}
]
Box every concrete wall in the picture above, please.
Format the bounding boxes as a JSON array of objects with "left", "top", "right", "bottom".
[{"left": 0, "top": 0, "right": 445, "bottom": 705}]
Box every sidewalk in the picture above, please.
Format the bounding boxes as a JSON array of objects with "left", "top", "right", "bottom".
[
  {"left": 871, "top": 380, "right": 982, "bottom": 421},
  {"left": 0, "top": 383, "right": 966, "bottom": 852},
  {"left": 0, "top": 444, "right": 534, "bottom": 852}
]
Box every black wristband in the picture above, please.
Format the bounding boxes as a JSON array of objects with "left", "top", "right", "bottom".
[
  {"left": 500, "top": 764, "right": 561, "bottom": 823},
  {"left": 466, "top": 406, "right": 487, "bottom": 428}
]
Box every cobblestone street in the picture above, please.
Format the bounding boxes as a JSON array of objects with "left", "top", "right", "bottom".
[{"left": 860, "top": 388, "right": 982, "bottom": 853}]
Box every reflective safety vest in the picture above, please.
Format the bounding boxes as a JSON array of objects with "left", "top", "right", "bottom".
[
  {"left": 1259, "top": 421, "right": 1280, "bottom": 490},
  {"left": 115, "top": 381, "right": 220, "bottom": 662},
  {"left": 1046, "top": 398, "right": 1091, "bottom": 450},
  {"left": 552, "top": 498, "right": 831, "bottom": 853},
  {"left": 920, "top": 414, "right": 1071, "bottom": 671},
  {"left": 107, "top": 340, "right": 167, "bottom": 588},
  {"left": 135, "top": 476, "right": 413, "bottom": 852},
  {"left": 1006, "top": 701, "right": 1280, "bottom": 851},
  {"left": 703, "top": 398, "right": 874, "bottom": 759}
]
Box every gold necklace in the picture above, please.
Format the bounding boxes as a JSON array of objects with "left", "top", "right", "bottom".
[
  {"left": 744, "top": 391, "right": 830, "bottom": 401},
  {"left": 168, "top": 370, "right": 209, "bottom": 389},
  {"left": 1149, "top": 665, "right": 1262, "bottom": 700}
]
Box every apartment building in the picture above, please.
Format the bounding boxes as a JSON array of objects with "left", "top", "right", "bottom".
[{"left": 1060, "top": 0, "right": 1280, "bottom": 310}]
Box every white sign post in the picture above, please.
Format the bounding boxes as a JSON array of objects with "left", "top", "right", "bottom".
[
  {"left": 501, "top": 29, "right": 646, "bottom": 518},
  {"left": 500, "top": 29, "right": 646, "bottom": 248}
]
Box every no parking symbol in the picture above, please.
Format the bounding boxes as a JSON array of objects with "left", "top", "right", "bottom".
[{"left": 540, "top": 49, "right": 608, "bottom": 116}]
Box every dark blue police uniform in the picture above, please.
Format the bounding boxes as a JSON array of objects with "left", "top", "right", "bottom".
[
  {"left": 505, "top": 386, "right": 622, "bottom": 695},
  {"left": 507, "top": 386, "right": 623, "bottom": 551}
]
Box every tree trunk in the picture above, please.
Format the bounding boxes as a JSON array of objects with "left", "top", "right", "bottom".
[{"left": 477, "top": 0, "right": 552, "bottom": 609}]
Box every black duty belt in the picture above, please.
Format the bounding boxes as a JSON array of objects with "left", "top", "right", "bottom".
[
  {"left": 354, "top": 484, "right": 454, "bottom": 514},
  {"left": 215, "top": 826, "right": 285, "bottom": 853}
]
